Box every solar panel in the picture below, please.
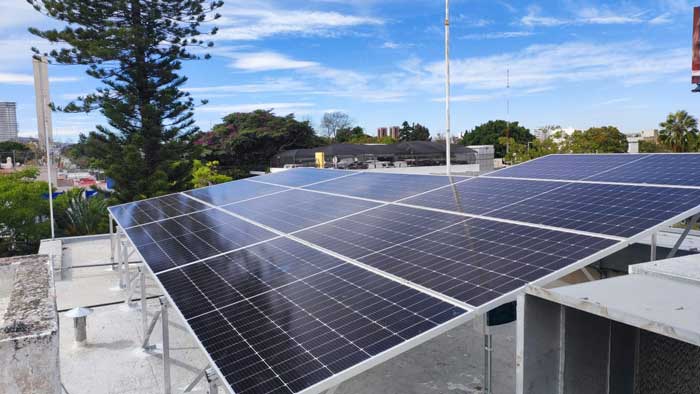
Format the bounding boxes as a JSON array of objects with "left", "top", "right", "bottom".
[
  {"left": 108, "top": 156, "right": 700, "bottom": 394},
  {"left": 251, "top": 168, "right": 354, "bottom": 187},
  {"left": 295, "top": 205, "right": 617, "bottom": 306},
  {"left": 487, "top": 182, "right": 700, "bottom": 237},
  {"left": 185, "top": 179, "right": 289, "bottom": 206},
  {"left": 125, "top": 209, "right": 277, "bottom": 273},
  {"left": 401, "top": 177, "right": 562, "bottom": 215},
  {"left": 191, "top": 265, "right": 464, "bottom": 394},
  {"left": 109, "top": 193, "right": 209, "bottom": 228},
  {"left": 304, "top": 172, "right": 461, "bottom": 201},
  {"left": 488, "top": 154, "right": 647, "bottom": 181},
  {"left": 223, "top": 189, "right": 380, "bottom": 233},
  {"left": 587, "top": 154, "right": 700, "bottom": 187}
]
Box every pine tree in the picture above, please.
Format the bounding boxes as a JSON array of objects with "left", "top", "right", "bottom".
[{"left": 28, "top": 0, "right": 223, "bottom": 201}]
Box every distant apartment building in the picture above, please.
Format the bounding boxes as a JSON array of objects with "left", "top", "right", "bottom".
[
  {"left": 640, "top": 130, "right": 659, "bottom": 143},
  {"left": 0, "top": 102, "right": 18, "bottom": 142},
  {"left": 377, "top": 126, "right": 400, "bottom": 139}
]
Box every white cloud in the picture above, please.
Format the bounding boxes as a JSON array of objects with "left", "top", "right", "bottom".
[
  {"left": 0, "top": 72, "right": 79, "bottom": 85},
  {"left": 381, "top": 41, "right": 412, "bottom": 49},
  {"left": 199, "top": 102, "right": 315, "bottom": 115},
  {"left": 461, "top": 31, "right": 534, "bottom": 40},
  {"left": 521, "top": 5, "right": 650, "bottom": 27},
  {"left": 187, "top": 78, "right": 310, "bottom": 95},
  {"left": 213, "top": 7, "right": 382, "bottom": 41},
  {"left": 649, "top": 13, "right": 673, "bottom": 25},
  {"left": 0, "top": 0, "right": 45, "bottom": 29},
  {"left": 421, "top": 41, "right": 687, "bottom": 93},
  {"left": 228, "top": 52, "right": 318, "bottom": 71}
]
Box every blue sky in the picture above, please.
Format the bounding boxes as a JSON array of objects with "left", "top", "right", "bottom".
[{"left": 0, "top": 0, "right": 696, "bottom": 141}]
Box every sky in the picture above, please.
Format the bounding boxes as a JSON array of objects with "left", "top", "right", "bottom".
[{"left": 0, "top": 0, "right": 697, "bottom": 142}]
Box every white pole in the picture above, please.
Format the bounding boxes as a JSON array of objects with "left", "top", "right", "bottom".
[
  {"left": 445, "top": 0, "right": 452, "bottom": 175},
  {"left": 33, "top": 56, "right": 55, "bottom": 239}
]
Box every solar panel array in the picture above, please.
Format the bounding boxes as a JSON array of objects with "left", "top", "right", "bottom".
[{"left": 109, "top": 154, "right": 700, "bottom": 394}]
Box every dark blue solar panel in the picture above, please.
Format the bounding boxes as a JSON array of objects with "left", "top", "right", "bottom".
[
  {"left": 185, "top": 179, "right": 289, "bottom": 206},
  {"left": 125, "top": 209, "right": 276, "bottom": 273},
  {"left": 109, "top": 193, "right": 208, "bottom": 228},
  {"left": 296, "top": 205, "right": 617, "bottom": 306},
  {"left": 487, "top": 182, "right": 700, "bottom": 237},
  {"left": 182, "top": 258, "right": 465, "bottom": 394},
  {"left": 296, "top": 205, "right": 468, "bottom": 259},
  {"left": 304, "top": 172, "right": 458, "bottom": 201},
  {"left": 588, "top": 154, "right": 700, "bottom": 187},
  {"left": 224, "top": 189, "right": 380, "bottom": 233},
  {"left": 252, "top": 168, "right": 354, "bottom": 187},
  {"left": 489, "top": 154, "right": 647, "bottom": 181},
  {"left": 402, "top": 177, "right": 562, "bottom": 214}
]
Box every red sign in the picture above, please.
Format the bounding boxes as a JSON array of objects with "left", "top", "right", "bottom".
[{"left": 693, "top": 7, "right": 700, "bottom": 84}]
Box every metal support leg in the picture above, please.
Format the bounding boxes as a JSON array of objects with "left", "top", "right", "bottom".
[
  {"left": 140, "top": 268, "right": 148, "bottom": 334},
  {"left": 119, "top": 239, "right": 128, "bottom": 289},
  {"left": 109, "top": 214, "right": 115, "bottom": 267},
  {"left": 650, "top": 232, "right": 657, "bottom": 262},
  {"left": 142, "top": 308, "right": 161, "bottom": 350},
  {"left": 483, "top": 318, "right": 493, "bottom": 394},
  {"left": 668, "top": 214, "right": 700, "bottom": 259},
  {"left": 206, "top": 368, "right": 220, "bottom": 394},
  {"left": 183, "top": 367, "right": 209, "bottom": 393},
  {"left": 161, "top": 297, "right": 172, "bottom": 394}
]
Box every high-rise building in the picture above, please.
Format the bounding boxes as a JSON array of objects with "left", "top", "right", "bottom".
[
  {"left": 377, "top": 127, "right": 388, "bottom": 138},
  {"left": 0, "top": 102, "right": 18, "bottom": 142},
  {"left": 389, "top": 126, "right": 400, "bottom": 140}
]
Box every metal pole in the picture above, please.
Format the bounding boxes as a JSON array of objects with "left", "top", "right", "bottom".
[
  {"left": 650, "top": 232, "right": 657, "bottom": 261},
  {"left": 444, "top": 0, "right": 451, "bottom": 175},
  {"left": 109, "top": 215, "right": 115, "bottom": 267},
  {"left": 160, "top": 297, "right": 171, "bottom": 394},
  {"left": 483, "top": 317, "right": 493, "bottom": 394},
  {"left": 140, "top": 268, "right": 147, "bottom": 335},
  {"left": 34, "top": 56, "right": 55, "bottom": 239},
  {"left": 668, "top": 214, "right": 700, "bottom": 259}
]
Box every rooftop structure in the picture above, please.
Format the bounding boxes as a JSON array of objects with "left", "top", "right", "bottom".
[{"left": 0, "top": 254, "right": 59, "bottom": 394}]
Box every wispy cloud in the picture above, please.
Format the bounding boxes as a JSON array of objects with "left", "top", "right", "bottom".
[
  {"left": 187, "top": 78, "right": 311, "bottom": 96},
  {"left": 420, "top": 41, "right": 687, "bottom": 93},
  {"left": 461, "top": 31, "right": 534, "bottom": 40},
  {"left": 198, "top": 102, "right": 316, "bottom": 115},
  {"left": 228, "top": 52, "right": 318, "bottom": 71},
  {"left": 212, "top": 7, "right": 382, "bottom": 41},
  {"left": 0, "top": 72, "right": 79, "bottom": 85},
  {"left": 521, "top": 5, "right": 654, "bottom": 27},
  {"left": 649, "top": 13, "right": 673, "bottom": 25}
]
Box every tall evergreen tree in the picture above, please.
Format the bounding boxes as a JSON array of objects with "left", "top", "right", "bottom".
[{"left": 28, "top": 0, "right": 223, "bottom": 201}]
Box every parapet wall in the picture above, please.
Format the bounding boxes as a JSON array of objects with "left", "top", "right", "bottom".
[{"left": 0, "top": 255, "right": 60, "bottom": 394}]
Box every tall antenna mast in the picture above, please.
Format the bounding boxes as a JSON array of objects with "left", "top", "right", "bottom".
[
  {"left": 506, "top": 68, "right": 510, "bottom": 156},
  {"left": 444, "top": 0, "right": 451, "bottom": 175}
]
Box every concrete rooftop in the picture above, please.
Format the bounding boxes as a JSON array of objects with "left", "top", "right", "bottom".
[{"left": 54, "top": 235, "right": 516, "bottom": 394}]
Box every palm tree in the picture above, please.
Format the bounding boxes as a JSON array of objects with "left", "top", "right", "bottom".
[
  {"left": 55, "top": 189, "right": 109, "bottom": 236},
  {"left": 659, "top": 110, "right": 698, "bottom": 152}
]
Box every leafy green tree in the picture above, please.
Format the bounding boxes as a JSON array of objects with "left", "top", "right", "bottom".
[
  {"left": 0, "top": 141, "right": 29, "bottom": 152},
  {"left": 462, "top": 120, "right": 534, "bottom": 158},
  {"left": 560, "top": 126, "right": 628, "bottom": 153},
  {"left": 198, "top": 110, "right": 322, "bottom": 174},
  {"left": 320, "top": 112, "right": 351, "bottom": 140},
  {"left": 398, "top": 121, "right": 431, "bottom": 141},
  {"left": 336, "top": 126, "right": 367, "bottom": 143},
  {"left": 530, "top": 137, "right": 560, "bottom": 158},
  {"left": 29, "top": 0, "right": 223, "bottom": 202},
  {"left": 639, "top": 140, "right": 672, "bottom": 153},
  {"left": 191, "top": 160, "right": 232, "bottom": 188},
  {"left": 54, "top": 189, "right": 109, "bottom": 237},
  {"left": 659, "top": 111, "right": 699, "bottom": 152},
  {"left": 0, "top": 168, "right": 50, "bottom": 256}
]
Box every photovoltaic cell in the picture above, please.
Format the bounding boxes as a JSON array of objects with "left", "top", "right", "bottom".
[
  {"left": 588, "top": 154, "right": 700, "bottom": 187},
  {"left": 304, "top": 172, "right": 459, "bottom": 202},
  {"left": 185, "top": 179, "right": 289, "bottom": 206},
  {"left": 109, "top": 193, "right": 209, "bottom": 228},
  {"left": 224, "top": 189, "right": 380, "bottom": 233},
  {"left": 295, "top": 205, "right": 468, "bottom": 259},
  {"left": 183, "top": 258, "right": 465, "bottom": 394},
  {"left": 487, "top": 182, "right": 700, "bottom": 237},
  {"left": 401, "top": 177, "right": 562, "bottom": 214},
  {"left": 252, "top": 168, "right": 354, "bottom": 187},
  {"left": 297, "top": 205, "right": 616, "bottom": 306},
  {"left": 488, "top": 154, "right": 647, "bottom": 181},
  {"left": 125, "top": 209, "right": 276, "bottom": 273}
]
